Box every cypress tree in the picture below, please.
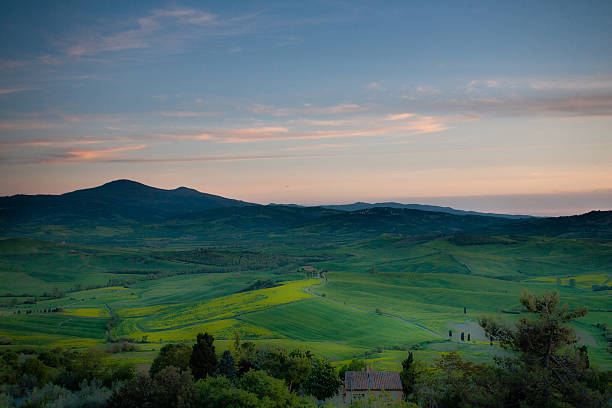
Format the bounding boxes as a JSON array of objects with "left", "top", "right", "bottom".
[
  {"left": 190, "top": 332, "right": 217, "bottom": 380},
  {"left": 217, "top": 349, "right": 237, "bottom": 380}
]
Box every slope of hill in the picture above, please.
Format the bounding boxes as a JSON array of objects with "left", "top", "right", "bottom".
[
  {"left": 322, "top": 202, "right": 534, "bottom": 219},
  {"left": 480, "top": 210, "right": 612, "bottom": 239},
  {"left": 0, "top": 179, "right": 254, "bottom": 226},
  {"left": 296, "top": 207, "right": 516, "bottom": 238}
]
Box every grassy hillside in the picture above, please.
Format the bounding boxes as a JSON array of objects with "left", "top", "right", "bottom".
[
  {"left": 0, "top": 179, "right": 253, "bottom": 227},
  {"left": 1, "top": 233, "right": 610, "bottom": 370}
]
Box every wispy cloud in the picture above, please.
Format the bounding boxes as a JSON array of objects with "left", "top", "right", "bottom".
[
  {"left": 64, "top": 7, "right": 253, "bottom": 57},
  {"left": 218, "top": 114, "right": 452, "bottom": 143},
  {"left": 386, "top": 113, "right": 415, "bottom": 121},
  {"left": 398, "top": 75, "right": 612, "bottom": 118},
  {"left": 154, "top": 133, "right": 214, "bottom": 141},
  {"left": 286, "top": 119, "right": 351, "bottom": 126},
  {"left": 160, "top": 111, "right": 215, "bottom": 118},
  {"left": 39, "top": 144, "right": 147, "bottom": 164},
  {"left": 0, "top": 88, "right": 31, "bottom": 95},
  {"left": 282, "top": 143, "right": 348, "bottom": 151},
  {"left": 34, "top": 151, "right": 342, "bottom": 165},
  {"left": 0, "top": 120, "right": 55, "bottom": 130},
  {"left": 0, "top": 137, "right": 134, "bottom": 148},
  {"left": 366, "top": 82, "right": 382, "bottom": 91},
  {"left": 251, "top": 103, "right": 366, "bottom": 116}
]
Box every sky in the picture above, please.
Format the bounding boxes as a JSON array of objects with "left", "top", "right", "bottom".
[{"left": 1, "top": 0, "right": 611, "bottom": 216}]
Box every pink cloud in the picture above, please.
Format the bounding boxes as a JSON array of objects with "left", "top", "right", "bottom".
[
  {"left": 219, "top": 114, "right": 450, "bottom": 143},
  {"left": 157, "top": 133, "right": 214, "bottom": 141},
  {"left": 0, "top": 88, "right": 31, "bottom": 95},
  {"left": 40, "top": 144, "right": 147, "bottom": 164},
  {"left": 386, "top": 113, "right": 415, "bottom": 121},
  {"left": 282, "top": 143, "right": 348, "bottom": 151}
]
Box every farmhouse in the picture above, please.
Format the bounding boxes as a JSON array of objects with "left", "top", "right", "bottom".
[{"left": 342, "top": 368, "right": 403, "bottom": 405}]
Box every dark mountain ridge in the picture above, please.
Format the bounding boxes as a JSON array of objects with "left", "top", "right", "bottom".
[
  {"left": 1, "top": 180, "right": 609, "bottom": 244},
  {"left": 321, "top": 201, "right": 535, "bottom": 219},
  {"left": 0, "top": 179, "right": 253, "bottom": 225}
]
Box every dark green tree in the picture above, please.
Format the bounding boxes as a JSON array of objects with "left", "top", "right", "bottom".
[
  {"left": 302, "top": 358, "right": 342, "bottom": 400},
  {"left": 479, "top": 290, "right": 597, "bottom": 407},
  {"left": 20, "top": 357, "right": 49, "bottom": 385},
  {"left": 151, "top": 365, "right": 194, "bottom": 408},
  {"left": 150, "top": 343, "right": 191, "bottom": 377},
  {"left": 217, "top": 349, "right": 237, "bottom": 380},
  {"left": 192, "top": 376, "right": 260, "bottom": 408},
  {"left": 479, "top": 290, "right": 587, "bottom": 368},
  {"left": 190, "top": 332, "right": 217, "bottom": 380},
  {"left": 106, "top": 375, "right": 155, "bottom": 408},
  {"left": 262, "top": 347, "right": 311, "bottom": 392},
  {"left": 400, "top": 352, "right": 417, "bottom": 400},
  {"left": 338, "top": 358, "right": 367, "bottom": 380}
]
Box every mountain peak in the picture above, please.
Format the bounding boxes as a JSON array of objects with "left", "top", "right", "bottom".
[{"left": 96, "top": 179, "right": 151, "bottom": 190}]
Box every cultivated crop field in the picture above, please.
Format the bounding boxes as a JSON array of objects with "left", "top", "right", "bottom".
[{"left": 1, "top": 233, "right": 611, "bottom": 371}]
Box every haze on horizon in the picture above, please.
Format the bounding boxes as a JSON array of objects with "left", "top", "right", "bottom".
[{"left": 1, "top": 1, "right": 611, "bottom": 216}]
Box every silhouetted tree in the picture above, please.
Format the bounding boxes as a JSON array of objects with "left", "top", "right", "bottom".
[
  {"left": 479, "top": 290, "right": 594, "bottom": 406},
  {"left": 190, "top": 332, "right": 217, "bottom": 380},
  {"left": 400, "top": 352, "right": 416, "bottom": 400},
  {"left": 217, "top": 350, "right": 237, "bottom": 380}
]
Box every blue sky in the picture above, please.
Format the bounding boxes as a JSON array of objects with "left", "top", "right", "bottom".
[{"left": 1, "top": 0, "right": 611, "bottom": 215}]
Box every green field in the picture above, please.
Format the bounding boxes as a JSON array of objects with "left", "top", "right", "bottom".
[{"left": 1, "top": 233, "right": 611, "bottom": 372}]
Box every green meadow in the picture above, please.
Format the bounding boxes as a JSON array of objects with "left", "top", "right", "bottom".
[{"left": 1, "top": 232, "right": 610, "bottom": 372}]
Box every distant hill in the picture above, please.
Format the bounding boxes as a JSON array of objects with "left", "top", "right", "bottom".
[
  {"left": 297, "top": 207, "right": 515, "bottom": 239},
  {"left": 1, "top": 180, "right": 609, "bottom": 246},
  {"left": 159, "top": 205, "right": 517, "bottom": 246},
  {"left": 480, "top": 210, "right": 612, "bottom": 239},
  {"left": 0, "top": 179, "right": 254, "bottom": 226},
  {"left": 321, "top": 202, "right": 534, "bottom": 219}
]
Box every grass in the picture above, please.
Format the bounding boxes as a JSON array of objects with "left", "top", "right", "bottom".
[
  {"left": 239, "top": 297, "right": 437, "bottom": 348},
  {"left": 0, "top": 234, "right": 610, "bottom": 371}
]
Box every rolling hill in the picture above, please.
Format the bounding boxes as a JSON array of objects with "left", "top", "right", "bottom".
[
  {"left": 0, "top": 179, "right": 254, "bottom": 226},
  {"left": 1, "top": 180, "right": 610, "bottom": 246},
  {"left": 322, "top": 202, "right": 535, "bottom": 219}
]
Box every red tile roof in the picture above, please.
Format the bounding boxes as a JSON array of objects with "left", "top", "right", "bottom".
[{"left": 344, "top": 371, "right": 402, "bottom": 391}]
